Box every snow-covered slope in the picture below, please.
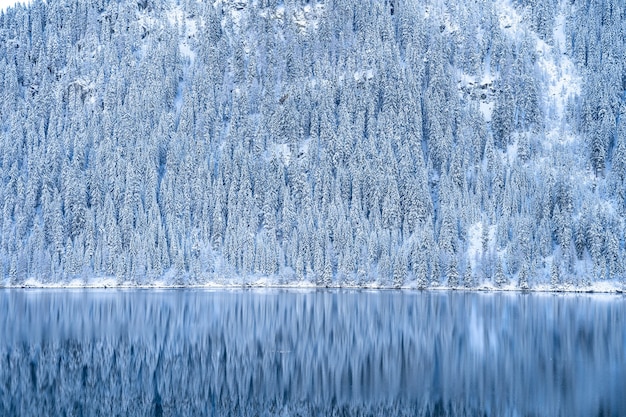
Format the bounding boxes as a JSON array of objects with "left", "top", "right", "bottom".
[{"left": 0, "top": 0, "right": 624, "bottom": 290}]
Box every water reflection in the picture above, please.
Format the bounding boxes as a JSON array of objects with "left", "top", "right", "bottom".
[{"left": 0, "top": 290, "right": 624, "bottom": 416}]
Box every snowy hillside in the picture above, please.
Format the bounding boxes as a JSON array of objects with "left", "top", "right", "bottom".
[{"left": 0, "top": 0, "right": 625, "bottom": 290}]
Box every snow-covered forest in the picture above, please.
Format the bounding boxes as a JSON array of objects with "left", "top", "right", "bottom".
[{"left": 0, "top": 0, "right": 625, "bottom": 288}]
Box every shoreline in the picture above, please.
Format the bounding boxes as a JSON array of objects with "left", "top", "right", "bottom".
[{"left": 2, "top": 280, "right": 624, "bottom": 294}]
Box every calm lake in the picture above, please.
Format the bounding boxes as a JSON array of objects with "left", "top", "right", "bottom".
[{"left": 0, "top": 289, "right": 624, "bottom": 416}]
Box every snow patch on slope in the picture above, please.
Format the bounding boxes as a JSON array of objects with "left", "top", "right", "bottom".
[
  {"left": 497, "top": 0, "right": 524, "bottom": 38},
  {"left": 166, "top": 5, "right": 198, "bottom": 63},
  {"left": 457, "top": 72, "right": 496, "bottom": 121},
  {"left": 293, "top": 3, "right": 325, "bottom": 33},
  {"left": 161, "top": 3, "right": 199, "bottom": 116},
  {"left": 271, "top": 143, "right": 292, "bottom": 166},
  {"left": 538, "top": 6, "right": 581, "bottom": 145},
  {"left": 467, "top": 222, "right": 496, "bottom": 271},
  {"left": 353, "top": 69, "right": 374, "bottom": 83},
  {"left": 496, "top": 0, "right": 581, "bottom": 146},
  {"left": 480, "top": 102, "right": 495, "bottom": 122},
  {"left": 269, "top": 138, "right": 311, "bottom": 167},
  {"left": 256, "top": 2, "right": 325, "bottom": 33},
  {"left": 423, "top": 4, "right": 460, "bottom": 35}
]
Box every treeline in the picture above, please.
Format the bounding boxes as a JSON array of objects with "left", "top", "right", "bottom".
[{"left": 0, "top": 0, "right": 624, "bottom": 287}]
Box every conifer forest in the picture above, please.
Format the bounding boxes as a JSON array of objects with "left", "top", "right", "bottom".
[{"left": 0, "top": 0, "right": 625, "bottom": 289}]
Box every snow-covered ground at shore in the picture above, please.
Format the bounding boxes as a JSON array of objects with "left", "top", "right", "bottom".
[{"left": 8, "top": 278, "right": 624, "bottom": 294}]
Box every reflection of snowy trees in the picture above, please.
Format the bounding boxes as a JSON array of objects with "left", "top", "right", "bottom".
[
  {"left": 0, "top": 0, "right": 625, "bottom": 287},
  {"left": 0, "top": 291, "right": 624, "bottom": 416}
]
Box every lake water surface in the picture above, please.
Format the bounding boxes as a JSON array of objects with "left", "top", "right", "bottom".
[{"left": 0, "top": 289, "right": 624, "bottom": 416}]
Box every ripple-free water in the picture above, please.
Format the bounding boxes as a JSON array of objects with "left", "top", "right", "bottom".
[{"left": 0, "top": 289, "right": 624, "bottom": 416}]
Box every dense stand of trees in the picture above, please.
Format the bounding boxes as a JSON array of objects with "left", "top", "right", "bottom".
[{"left": 0, "top": 0, "right": 624, "bottom": 287}]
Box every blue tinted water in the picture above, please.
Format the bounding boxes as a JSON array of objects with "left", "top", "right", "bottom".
[{"left": 0, "top": 289, "right": 624, "bottom": 416}]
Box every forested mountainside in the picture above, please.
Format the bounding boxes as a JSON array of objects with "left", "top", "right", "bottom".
[{"left": 0, "top": 0, "right": 625, "bottom": 288}]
